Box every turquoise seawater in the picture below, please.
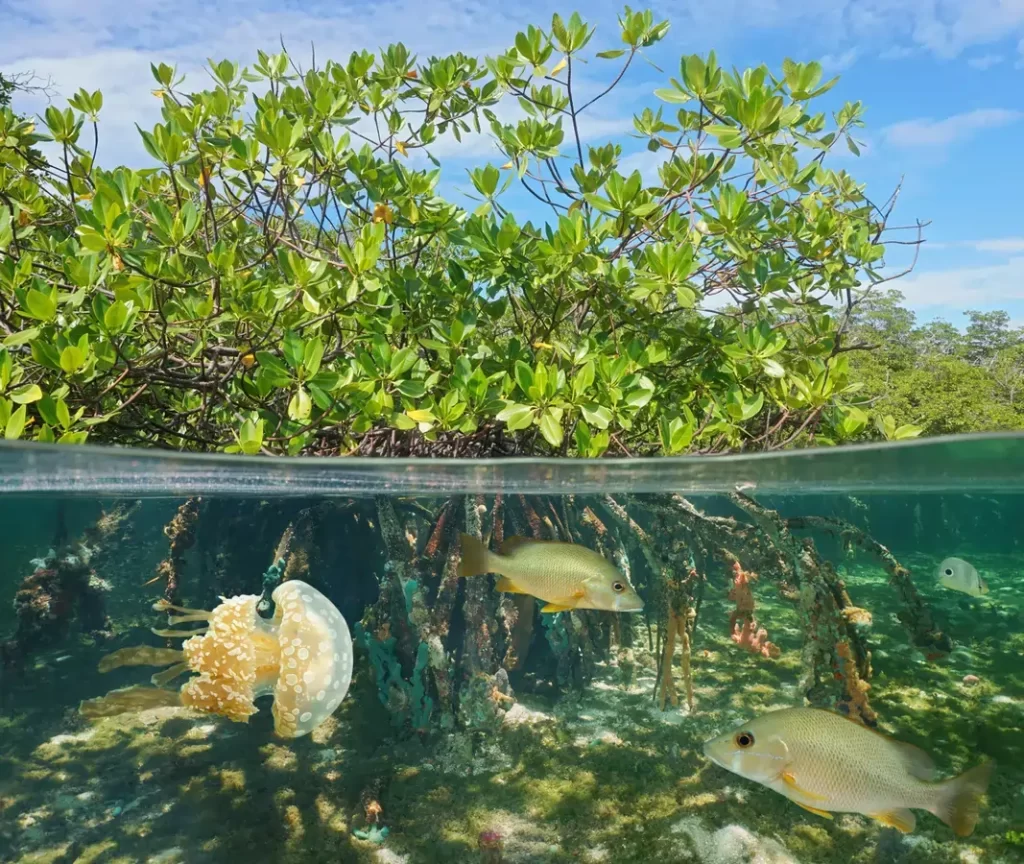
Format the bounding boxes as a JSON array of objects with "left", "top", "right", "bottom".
[{"left": 1, "top": 435, "right": 1023, "bottom": 864}]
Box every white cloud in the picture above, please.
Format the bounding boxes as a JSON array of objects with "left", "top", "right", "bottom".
[
  {"left": 968, "top": 52, "right": 1004, "bottom": 69},
  {"left": 821, "top": 48, "right": 859, "bottom": 72},
  {"left": 974, "top": 238, "right": 1024, "bottom": 253},
  {"left": 4, "top": 1, "right": 1024, "bottom": 170},
  {"left": 661, "top": 0, "right": 1024, "bottom": 59},
  {"left": 617, "top": 149, "right": 663, "bottom": 186},
  {"left": 882, "top": 109, "right": 1022, "bottom": 149},
  {"left": 1, "top": 1, "right": 642, "bottom": 168},
  {"left": 880, "top": 45, "right": 916, "bottom": 60},
  {"left": 890, "top": 256, "right": 1024, "bottom": 309},
  {"left": 930, "top": 238, "right": 1024, "bottom": 253}
]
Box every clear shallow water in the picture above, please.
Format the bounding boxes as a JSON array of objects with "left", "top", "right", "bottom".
[{"left": 1, "top": 437, "right": 1023, "bottom": 863}]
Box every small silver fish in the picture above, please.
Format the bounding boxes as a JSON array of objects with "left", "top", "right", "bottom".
[{"left": 936, "top": 557, "right": 988, "bottom": 597}]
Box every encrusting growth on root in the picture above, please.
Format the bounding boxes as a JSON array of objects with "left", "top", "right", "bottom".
[
  {"left": 154, "top": 498, "right": 201, "bottom": 605},
  {"left": 727, "top": 560, "right": 780, "bottom": 659},
  {"left": 658, "top": 604, "right": 695, "bottom": 712},
  {"left": 786, "top": 515, "right": 952, "bottom": 657},
  {"left": 835, "top": 639, "right": 876, "bottom": 726}
]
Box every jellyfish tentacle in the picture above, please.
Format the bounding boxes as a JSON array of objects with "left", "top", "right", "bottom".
[
  {"left": 151, "top": 661, "right": 191, "bottom": 687},
  {"left": 97, "top": 645, "right": 185, "bottom": 673},
  {"left": 79, "top": 685, "right": 182, "bottom": 718},
  {"left": 151, "top": 627, "right": 208, "bottom": 638}
]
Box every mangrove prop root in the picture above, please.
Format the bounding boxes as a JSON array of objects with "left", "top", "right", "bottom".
[
  {"left": 0, "top": 506, "right": 134, "bottom": 676},
  {"left": 601, "top": 495, "right": 667, "bottom": 621},
  {"left": 278, "top": 507, "right": 319, "bottom": 583},
  {"left": 429, "top": 547, "right": 459, "bottom": 719},
  {"left": 519, "top": 495, "right": 545, "bottom": 539},
  {"left": 503, "top": 501, "right": 537, "bottom": 672},
  {"left": 656, "top": 533, "right": 702, "bottom": 712},
  {"left": 542, "top": 497, "right": 571, "bottom": 541},
  {"left": 461, "top": 494, "right": 496, "bottom": 676},
  {"left": 363, "top": 496, "right": 446, "bottom": 731},
  {"left": 580, "top": 507, "right": 607, "bottom": 538},
  {"left": 157, "top": 498, "right": 201, "bottom": 605},
  {"left": 490, "top": 495, "right": 520, "bottom": 669},
  {"left": 424, "top": 500, "right": 454, "bottom": 560},
  {"left": 786, "top": 516, "right": 952, "bottom": 655},
  {"left": 658, "top": 605, "right": 695, "bottom": 711},
  {"left": 491, "top": 494, "right": 506, "bottom": 549}
]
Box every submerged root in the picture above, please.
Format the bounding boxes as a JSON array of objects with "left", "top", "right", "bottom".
[
  {"left": 97, "top": 645, "right": 184, "bottom": 673},
  {"left": 79, "top": 685, "right": 182, "bottom": 719},
  {"left": 659, "top": 606, "right": 695, "bottom": 712}
]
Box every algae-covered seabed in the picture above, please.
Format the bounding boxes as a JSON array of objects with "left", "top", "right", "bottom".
[{"left": 2, "top": 554, "right": 1023, "bottom": 864}]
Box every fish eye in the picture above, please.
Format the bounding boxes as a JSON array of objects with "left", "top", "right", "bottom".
[
  {"left": 734, "top": 731, "right": 755, "bottom": 748},
  {"left": 612, "top": 581, "right": 625, "bottom": 593},
  {"left": 944, "top": 568, "right": 953, "bottom": 576}
]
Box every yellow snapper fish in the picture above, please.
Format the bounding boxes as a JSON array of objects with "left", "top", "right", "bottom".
[
  {"left": 703, "top": 706, "right": 994, "bottom": 837},
  {"left": 458, "top": 534, "right": 644, "bottom": 614},
  {"left": 936, "top": 556, "right": 989, "bottom": 598}
]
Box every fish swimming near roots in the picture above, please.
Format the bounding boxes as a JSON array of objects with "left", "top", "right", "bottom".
[
  {"left": 935, "top": 556, "right": 989, "bottom": 597},
  {"left": 458, "top": 534, "right": 644, "bottom": 614},
  {"left": 703, "top": 706, "right": 994, "bottom": 837}
]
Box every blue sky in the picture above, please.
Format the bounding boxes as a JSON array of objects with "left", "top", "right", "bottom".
[{"left": 2, "top": 0, "right": 1022, "bottom": 327}]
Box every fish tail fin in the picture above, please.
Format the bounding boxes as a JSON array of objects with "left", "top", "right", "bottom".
[
  {"left": 458, "top": 533, "right": 492, "bottom": 578},
  {"left": 930, "top": 760, "right": 995, "bottom": 837}
]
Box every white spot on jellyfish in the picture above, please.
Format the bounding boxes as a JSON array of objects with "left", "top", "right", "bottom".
[
  {"left": 302, "top": 594, "right": 312, "bottom": 603},
  {"left": 284, "top": 646, "right": 295, "bottom": 656},
  {"left": 294, "top": 684, "right": 303, "bottom": 694},
  {"left": 287, "top": 659, "right": 297, "bottom": 669},
  {"left": 328, "top": 628, "right": 337, "bottom": 638},
  {"left": 316, "top": 690, "right": 326, "bottom": 701},
  {"left": 319, "top": 641, "right": 330, "bottom": 653},
  {"left": 300, "top": 711, "right": 313, "bottom": 722},
  {"left": 298, "top": 648, "right": 309, "bottom": 661},
  {"left": 286, "top": 674, "right": 298, "bottom": 686},
  {"left": 333, "top": 679, "right": 340, "bottom": 690},
  {"left": 303, "top": 671, "right": 314, "bottom": 684}
]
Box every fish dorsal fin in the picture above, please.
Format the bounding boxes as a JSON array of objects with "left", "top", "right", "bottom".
[
  {"left": 892, "top": 739, "right": 936, "bottom": 781},
  {"left": 500, "top": 535, "right": 533, "bottom": 555}
]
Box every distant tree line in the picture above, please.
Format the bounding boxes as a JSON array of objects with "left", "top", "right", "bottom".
[{"left": 847, "top": 289, "right": 1024, "bottom": 435}]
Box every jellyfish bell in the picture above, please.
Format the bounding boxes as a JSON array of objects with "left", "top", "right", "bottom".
[{"left": 81, "top": 580, "right": 353, "bottom": 739}]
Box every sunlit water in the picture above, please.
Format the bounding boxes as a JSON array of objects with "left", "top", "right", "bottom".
[{"left": 1, "top": 436, "right": 1023, "bottom": 864}]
